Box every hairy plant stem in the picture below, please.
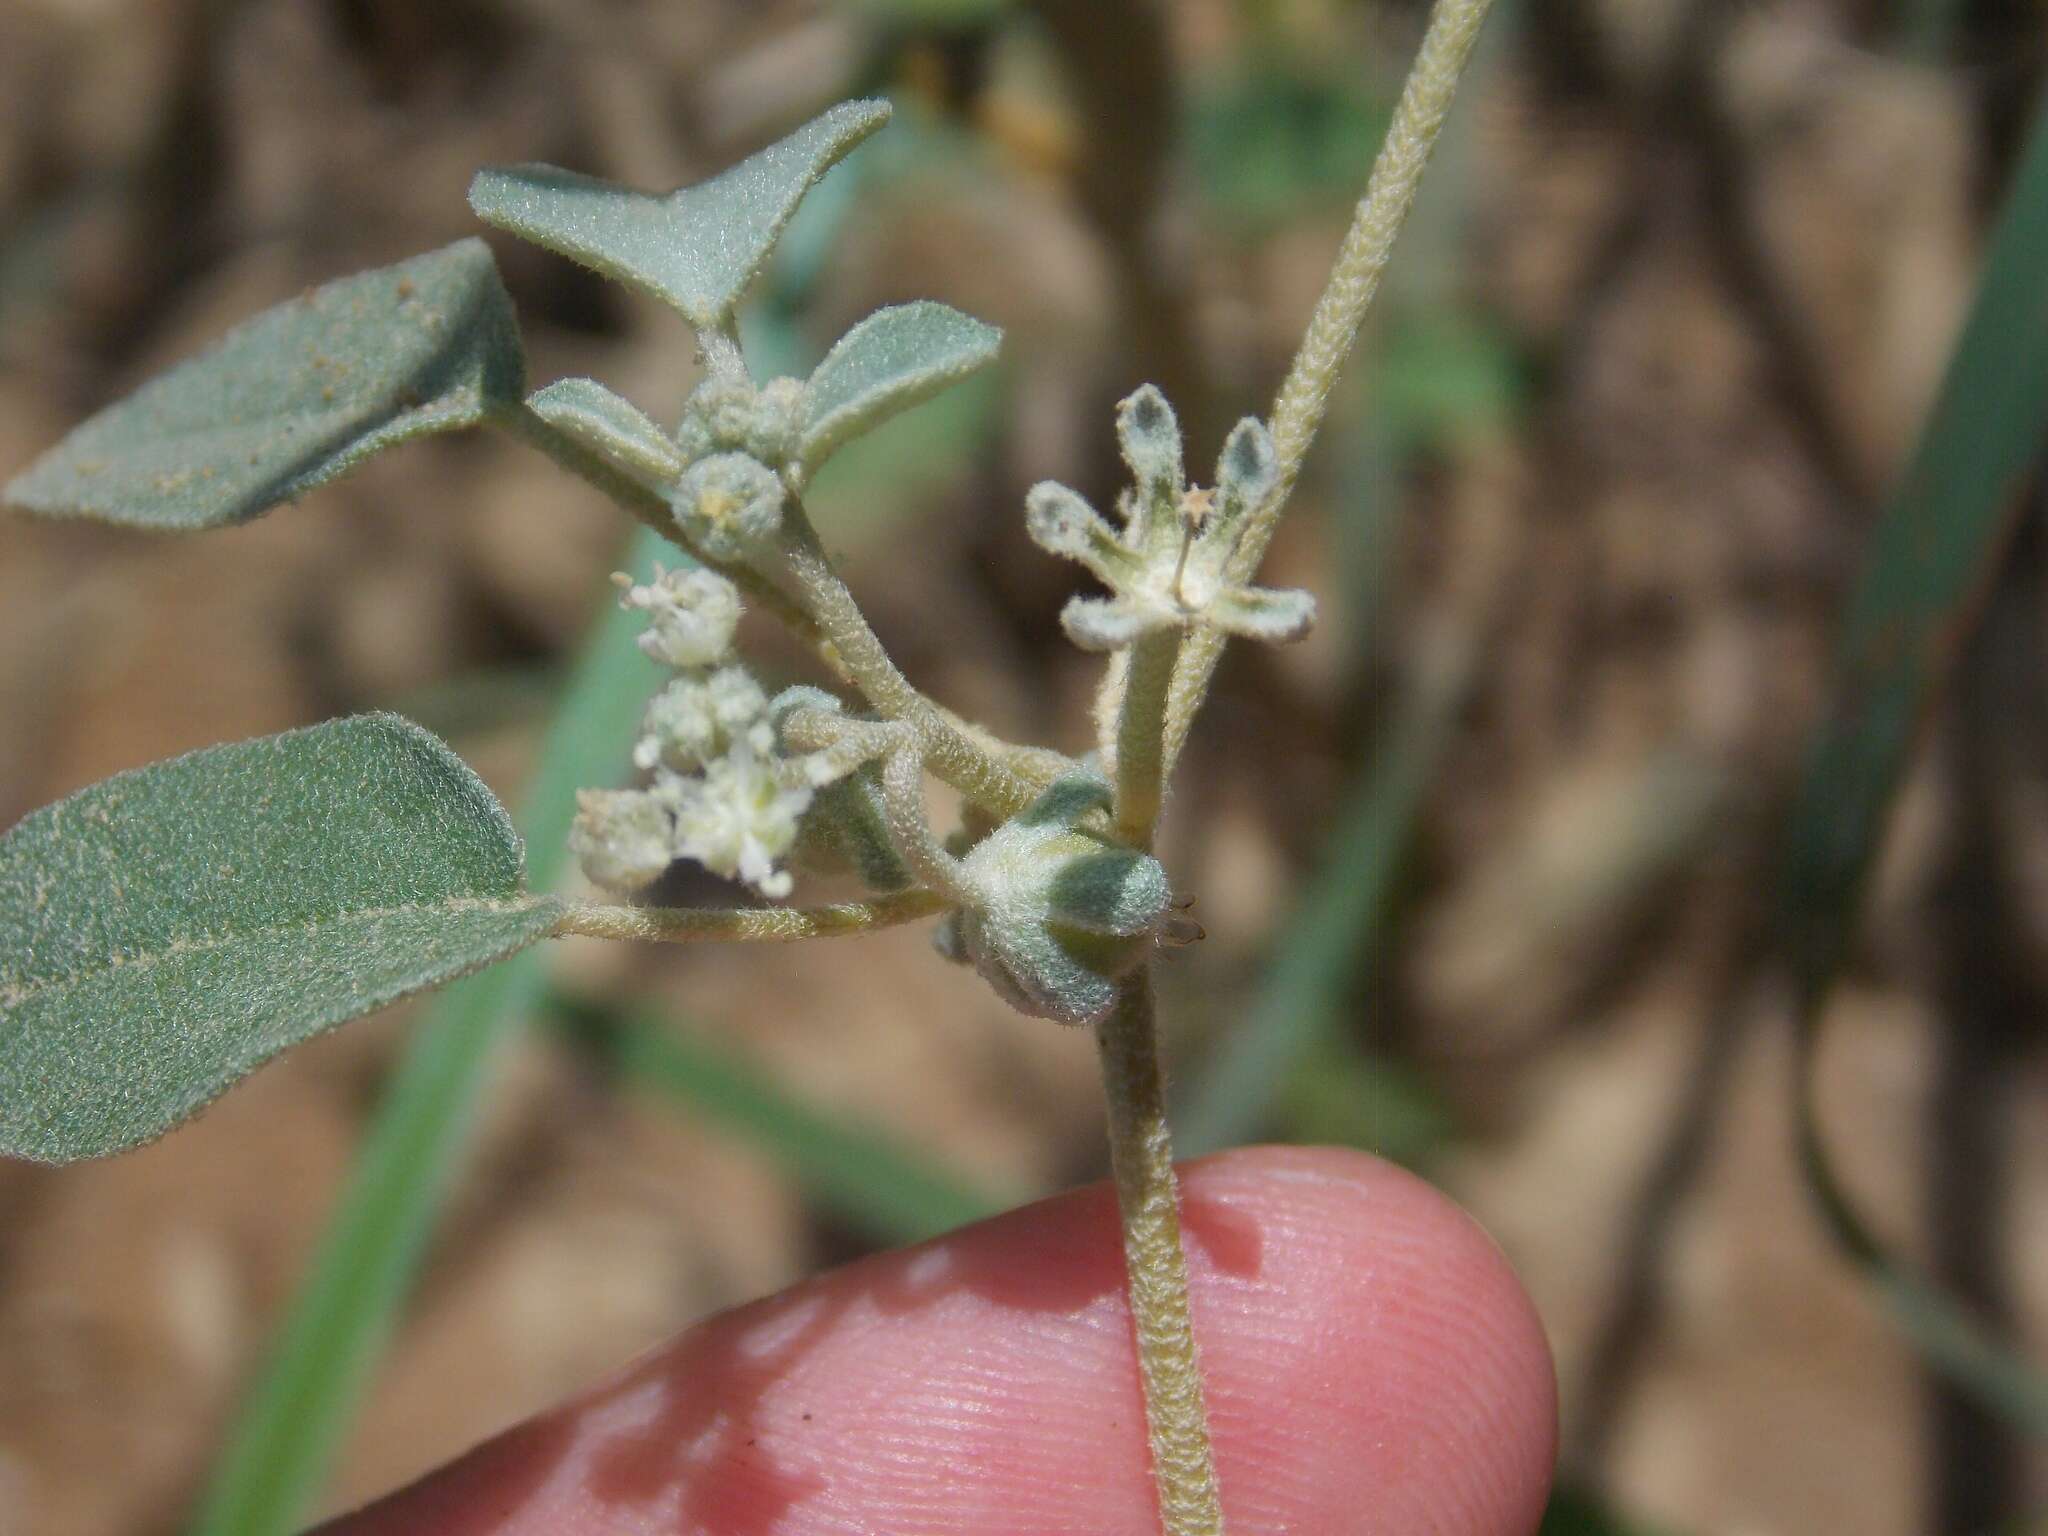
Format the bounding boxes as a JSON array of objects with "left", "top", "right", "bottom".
[
  {"left": 1161, "top": 0, "right": 1498, "bottom": 773},
  {"left": 492, "top": 402, "right": 850, "bottom": 680},
  {"left": 551, "top": 889, "right": 948, "bottom": 943},
  {"left": 1098, "top": 591, "right": 1220, "bottom": 1531},
  {"left": 1099, "top": 972, "right": 1224, "bottom": 1536},
  {"left": 878, "top": 736, "right": 975, "bottom": 902},
  {"left": 1115, "top": 629, "right": 1182, "bottom": 848},
  {"left": 778, "top": 505, "right": 1040, "bottom": 819},
  {"left": 698, "top": 322, "right": 749, "bottom": 383}
]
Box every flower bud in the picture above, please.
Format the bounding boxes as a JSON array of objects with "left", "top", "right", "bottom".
[
  {"left": 669, "top": 451, "right": 786, "bottom": 561},
  {"left": 675, "top": 375, "right": 804, "bottom": 468},
  {"left": 569, "top": 787, "right": 675, "bottom": 892}
]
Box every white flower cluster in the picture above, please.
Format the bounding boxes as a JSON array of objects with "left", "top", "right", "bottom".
[{"left": 571, "top": 566, "right": 814, "bottom": 899}]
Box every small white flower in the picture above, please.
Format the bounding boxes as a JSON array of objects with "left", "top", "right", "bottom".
[
  {"left": 1026, "top": 387, "right": 1315, "bottom": 653},
  {"left": 614, "top": 564, "right": 742, "bottom": 669},
  {"left": 577, "top": 627, "right": 820, "bottom": 900},
  {"left": 633, "top": 664, "right": 769, "bottom": 773},
  {"left": 569, "top": 787, "right": 675, "bottom": 892},
  {"left": 669, "top": 745, "right": 814, "bottom": 899}
]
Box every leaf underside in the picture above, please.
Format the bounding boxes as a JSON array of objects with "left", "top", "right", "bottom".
[
  {"left": 468, "top": 100, "right": 890, "bottom": 328},
  {"left": 798, "top": 301, "right": 1002, "bottom": 473},
  {"left": 4, "top": 241, "right": 524, "bottom": 530},
  {"left": 0, "top": 715, "right": 562, "bottom": 1163}
]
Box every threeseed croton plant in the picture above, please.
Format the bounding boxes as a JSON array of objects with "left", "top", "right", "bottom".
[{"left": 0, "top": 5, "right": 1493, "bottom": 1532}]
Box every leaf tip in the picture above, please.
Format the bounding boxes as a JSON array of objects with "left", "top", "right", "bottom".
[{"left": 822, "top": 96, "right": 894, "bottom": 142}]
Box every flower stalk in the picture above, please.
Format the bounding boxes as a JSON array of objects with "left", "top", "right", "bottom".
[
  {"left": 1099, "top": 973, "right": 1225, "bottom": 1536},
  {"left": 1163, "top": 0, "right": 1499, "bottom": 774},
  {"left": 1099, "top": 554, "right": 1218, "bottom": 1532},
  {"left": 1115, "top": 630, "right": 1182, "bottom": 848},
  {"left": 551, "top": 889, "right": 949, "bottom": 944}
]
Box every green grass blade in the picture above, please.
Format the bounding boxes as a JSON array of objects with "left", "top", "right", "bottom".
[
  {"left": 1538, "top": 1482, "right": 1681, "bottom": 1536},
  {"left": 1781, "top": 105, "right": 2048, "bottom": 1003},
  {"left": 1177, "top": 643, "right": 1472, "bottom": 1156},
  {"left": 554, "top": 996, "right": 1004, "bottom": 1245},
  {"left": 1778, "top": 91, "right": 2048, "bottom": 1434},
  {"left": 1268, "top": 1037, "right": 1452, "bottom": 1170},
  {"left": 188, "top": 528, "right": 668, "bottom": 1536}
]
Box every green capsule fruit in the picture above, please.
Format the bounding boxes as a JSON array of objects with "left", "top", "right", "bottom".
[{"left": 953, "top": 774, "right": 1170, "bottom": 1026}]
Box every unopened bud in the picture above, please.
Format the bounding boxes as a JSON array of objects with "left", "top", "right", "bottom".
[
  {"left": 669, "top": 452, "right": 785, "bottom": 561},
  {"left": 569, "top": 788, "right": 675, "bottom": 892},
  {"left": 675, "top": 375, "right": 803, "bottom": 468}
]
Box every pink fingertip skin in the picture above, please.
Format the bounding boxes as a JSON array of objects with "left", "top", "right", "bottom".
[{"left": 323, "top": 1146, "right": 1557, "bottom": 1536}]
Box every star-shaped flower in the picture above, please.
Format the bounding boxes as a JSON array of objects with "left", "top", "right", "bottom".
[{"left": 1024, "top": 386, "right": 1315, "bottom": 652}]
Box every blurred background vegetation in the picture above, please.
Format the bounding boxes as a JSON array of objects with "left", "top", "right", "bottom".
[{"left": 1, "top": 0, "right": 2046, "bottom": 1532}]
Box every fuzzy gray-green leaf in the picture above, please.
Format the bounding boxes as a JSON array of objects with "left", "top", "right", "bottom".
[
  {"left": 469, "top": 101, "right": 889, "bottom": 328},
  {"left": 4, "top": 241, "right": 523, "bottom": 530},
  {"left": 526, "top": 378, "right": 683, "bottom": 483},
  {"left": 0, "top": 715, "right": 563, "bottom": 1164},
  {"left": 798, "top": 301, "right": 1002, "bottom": 474}
]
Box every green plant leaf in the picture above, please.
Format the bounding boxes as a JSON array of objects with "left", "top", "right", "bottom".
[
  {"left": 0, "top": 714, "right": 561, "bottom": 1164},
  {"left": 3, "top": 241, "right": 523, "bottom": 530},
  {"left": 468, "top": 100, "right": 890, "bottom": 328},
  {"left": 526, "top": 377, "right": 683, "bottom": 484},
  {"left": 796, "top": 300, "right": 1002, "bottom": 474}
]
